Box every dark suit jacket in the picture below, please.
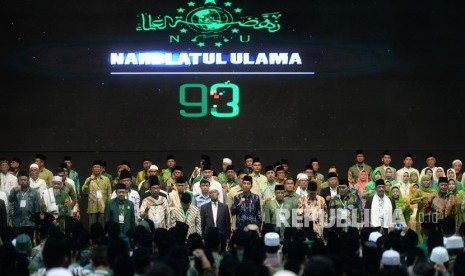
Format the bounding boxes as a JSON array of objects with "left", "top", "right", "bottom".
[
  {"left": 0, "top": 199, "right": 6, "bottom": 234},
  {"left": 104, "top": 199, "right": 135, "bottom": 235},
  {"left": 200, "top": 201, "right": 231, "bottom": 239},
  {"left": 320, "top": 187, "right": 338, "bottom": 207},
  {"left": 365, "top": 195, "right": 396, "bottom": 228}
]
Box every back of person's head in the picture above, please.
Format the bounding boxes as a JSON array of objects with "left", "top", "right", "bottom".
[
  {"left": 112, "top": 254, "right": 135, "bottom": 276},
  {"left": 91, "top": 245, "right": 108, "bottom": 268},
  {"left": 427, "top": 229, "right": 444, "bottom": 255},
  {"left": 406, "top": 247, "right": 426, "bottom": 267},
  {"left": 219, "top": 254, "right": 239, "bottom": 276},
  {"left": 231, "top": 229, "right": 250, "bottom": 250},
  {"left": 107, "top": 236, "right": 130, "bottom": 269},
  {"left": 234, "top": 262, "right": 262, "bottom": 276},
  {"left": 243, "top": 235, "right": 266, "bottom": 266},
  {"left": 308, "top": 238, "right": 327, "bottom": 255},
  {"left": 153, "top": 228, "right": 173, "bottom": 257},
  {"left": 186, "top": 232, "right": 204, "bottom": 252},
  {"left": 303, "top": 255, "right": 337, "bottom": 276},
  {"left": 412, "top": 260, "right": 435, "bottom": 276},
  {"left": 441, "top": 216, "right": 456, "bottom": 237},
  {"left": 105, "top": 221, "right": 121, "bottom": 239},
  {"left": 42, "top": 236, "right": 70, "bottom": 269},
  {"left": 283, "top": 227, "right": 297, "bottom": 242},
  {"left": 132, "top": 247, "right": 151, "bottom": 275},
  {"left": 133, "top": 226, "right": 152, "bottom": 250},
  {"left": 90, "top": 222, "right": 105, "bottom": 245},
  {"left": 145, "top": 261, "right": 174, "bottom": 276},
  {"left": 48, "top": 225, "right": 65, "bottom": 239},
  {"left": 166, "top": 244, "right": 190, "bottom": 276},
  {"left": 284, "top": 241, "right": 308, "bottom": 275},
  {"left": 362, "top": 242, "right": 383, "bottom": 271},
  {"left": 170, "top": 221, "right": 189, "bottom": 244}
]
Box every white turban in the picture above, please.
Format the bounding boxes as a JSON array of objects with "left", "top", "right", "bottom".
[
  {"left": 29, "top": 164, "right": 39, "bottom": 170},
  {"left": 452, "top": 159, "right": 462, "bottom": 166},
  {"left": 223, "top": 158, "right": 232, "bottom": 165},
  {"left": 52, "top": 176, "right": 63, "bottom": 183},
  {"left": 297, "top": 173, "right": 308, "bottom": 181}
]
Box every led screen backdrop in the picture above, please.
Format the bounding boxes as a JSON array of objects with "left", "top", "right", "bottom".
[{"left": 3, "top": 0, "right": 465, "bottom": 152}]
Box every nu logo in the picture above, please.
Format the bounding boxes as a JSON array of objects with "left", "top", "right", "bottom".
[{"left": 136, "top": 0, "right": 282, "bottom": 48}]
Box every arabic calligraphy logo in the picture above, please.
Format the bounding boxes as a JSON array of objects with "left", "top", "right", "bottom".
[{"left": 136, "top": 0, "right": 281, "bottom": 47}]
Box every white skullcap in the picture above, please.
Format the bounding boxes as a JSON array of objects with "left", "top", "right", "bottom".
[
  {"left": 273, "top": 271, "right": 298, "bottom": 276},
  {"left": 264, "top": 232, "right": 280, "bottom": 247},
  {"left": 296, "top": 173, "right": 308, "bottom": 181},
  {"left": 52, "top": 176, "right": 63, "bottom": 183},
  {"left": 445, "top": 235, "right": 464, "bottom": 249},
  {"left": 209, "top": 185, "right": 219, "bottom": 192},
  {"left": 368, "top": 231, "right": 383, "bottom": 243},
  {"left": 452, "top": 159, "right": 462, "bottom": 166},
  {"left": 148, "top": 165, "right": 159, "bottom": 171},
  {"left": 223, "top": 158, "right": 232, "bottom": 165},
  {"left": 45, "top": 268, "right": 73, "bottom": 276},
  {"left": 430, "top": 246, "right": 449, "bottom": 263},
  {"left": 381, "top": 249, "right": 401, "bottom": 266},
  {"left": 30, "top": 163, "right": 39, "bottom": 169}
]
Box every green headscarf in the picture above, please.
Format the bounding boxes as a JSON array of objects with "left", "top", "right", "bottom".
[
  {"left": 409, "top": 171, "right": 419, "bottom": 185},
  {"left": 419, "top": 175, "right": 436, "bottom": 193}
]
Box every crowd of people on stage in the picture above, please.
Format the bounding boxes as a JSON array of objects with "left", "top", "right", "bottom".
[{"left": 1, "top": 150, "right": 465, "bottom": 275}]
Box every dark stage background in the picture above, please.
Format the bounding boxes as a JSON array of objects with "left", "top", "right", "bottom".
[{"left": 3, "top": 0, "right": 465, "bottom": 181}]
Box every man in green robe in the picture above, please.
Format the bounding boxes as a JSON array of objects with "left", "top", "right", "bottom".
[
  {"left": 104, "top": 183, "right": 135, "bottom": 235},
  {"left": 264, "top": 185, "right": 291, "bottom": 240}
]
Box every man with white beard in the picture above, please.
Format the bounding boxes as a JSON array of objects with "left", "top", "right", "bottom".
[
  {"left": 41, "top": 176, "right": 71, "bottom": 233},
  {"left": 29, "top": 164, "right": 47, "bottom": 196}
]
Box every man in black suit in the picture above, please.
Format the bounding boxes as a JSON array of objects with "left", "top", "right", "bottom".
[
  {"left": 319, "top": 172, "right": 339, "bottom": 208},
  {"left": 200, "top": 185, "right": 231, "bottom": 240},
  {"left": 365, "top": 179, "right": 396, "bottom": 236},
  {"left": 0, "top": 198, "right": 7, "bottom": 235}
]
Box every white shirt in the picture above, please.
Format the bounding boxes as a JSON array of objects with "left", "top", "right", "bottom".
[
  {"left": 1, "top": 173, "right": 17, "bottom": 196},
  {"left": 295, "top": 187, "right": 308, "bottom": 197},
  {"left": 29, "top": 177, "right": 47, "bottom": 197},
  {"left": 111, "top": 189, "right": 140, "bottom": 220},
  {"left": 330, "top": 187, "right": 338, "bottom": 197},
  {"left": 370, "top": 194, "right": 393, "bottom": 228},
  {"left": 211, "top": 201, "right": 218, "bottom": 227}
]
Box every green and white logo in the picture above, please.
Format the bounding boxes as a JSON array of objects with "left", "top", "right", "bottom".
[{"left": 136, "top": 0, "right": 281, "bottom": 47}]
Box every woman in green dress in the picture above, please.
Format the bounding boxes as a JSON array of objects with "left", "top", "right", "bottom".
[
  {"left": 409, "top": 175, "right": 437, "bottom": 237},
  {"left": 389, "top": 184, "right": 411, "bottom": 226},
  {"left": 456, "top": 178, "right": 465, "bottom": 233}
]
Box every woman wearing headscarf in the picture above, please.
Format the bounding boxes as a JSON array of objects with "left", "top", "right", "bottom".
[
  {"left": 383, "top": 167, "right": 398, "bottom": 185},
  {"left": 409, "top": 171, "right": 420, "bottom": 189},
  {"left": 389, "top": 184, "right": 411, "bottom": 226},
  {"left": 433, "top": 167, "right": 446, "bottom": 189},
  {"left": 409, "top": 175, "right": 437, "bottom": 238},
  {"left": 362, "top": 168, "right": 381, "bottom": 203},
  {"left": 455, "top": 179, "right": 465, "bottom": 234},
  {"left": 407, "top": 182, "right": 420, "bottom": 230},
  {"left": 354, "top": 169, "right": 370, "bottom": 206},
  {"left": 420, "top": 167, "right": 434, "bottom": 181},
  {"left": 447, "top": 168, "right": 463, "bottom": 190}
]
